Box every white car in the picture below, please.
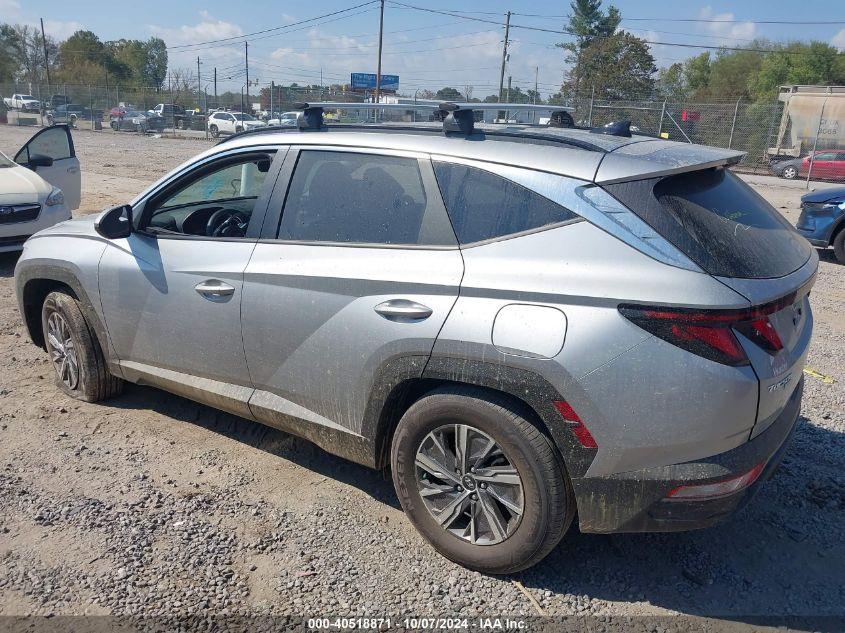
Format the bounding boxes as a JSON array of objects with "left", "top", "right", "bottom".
[
  {"left": 0, "top": 125, "right": 80, "bottom": 253},
  {"left": 207, "top": 111, "right": 267, "bottom": 138},
  {"left": 3, "top": 94, "right": 41, "bottom": 111},
  {"left": 267, "top": 111, "right": 299, "bottom": 127}
]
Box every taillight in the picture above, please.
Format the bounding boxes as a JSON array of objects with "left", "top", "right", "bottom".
[
  {"left": 619, "top": 295, "right": 793, "bottom": 367},
  {"left": 666, "top": 462, "right": 765, "bottom": 501}
]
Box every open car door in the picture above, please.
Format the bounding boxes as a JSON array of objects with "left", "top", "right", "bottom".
[{"left": 13, "top": 125, "right": 80, "bottom": 211}]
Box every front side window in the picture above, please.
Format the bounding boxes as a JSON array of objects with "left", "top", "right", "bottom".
[
  {"left": 14, "top": 126, "right": 72, "bottom": 164},
  {"left": 145, "top": 153, "right": 274, "bottom": 238},
  {"left": 278, "top": 150, "right": 454, "bottom": 245},
  {"left": 433, "top": 161, "right": 580, "bottom": 244}
]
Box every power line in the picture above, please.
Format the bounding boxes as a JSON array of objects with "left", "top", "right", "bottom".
[
  {"left": 388, "top": 1, "right": 843, "bottom": 55},
  {"left": 511, "top": 12, "right": 845, "bottom": 25}
]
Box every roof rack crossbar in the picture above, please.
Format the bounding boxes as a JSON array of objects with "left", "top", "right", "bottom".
[{"left": 291, "top": 101, "right": 575, "bottom": 136}]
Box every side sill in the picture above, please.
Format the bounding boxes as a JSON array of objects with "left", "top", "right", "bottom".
[
  {"left": 249, "top": 389, "right": 377, "bottom": 468},
  {"left": 119, "top": 360, "right": 256, "bottom": 421}
]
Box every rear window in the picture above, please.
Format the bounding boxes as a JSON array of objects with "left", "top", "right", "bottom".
[
  {"left": 433, "top": 161, "right": 580, "bottom": 244},
  {"left": 605, "top": 168, "right": 811, "bottom": 279}
]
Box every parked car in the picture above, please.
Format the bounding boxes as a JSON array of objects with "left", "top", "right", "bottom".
[
  {"left": 771, "top": 151, "right": 845, "bottom": 180},
  {"left": 0, "top": 125, "right": 79, "bottom": 252},
  {"left": 797, "top": 186, "right": 845, "bottom": 263},
  {"left": 207, "top": 111, "right": 267, "bottom": 137},
  {"left": 267, "top": 111, "right": 299, "bottom": 127},
  {"left": 14, "top": 115, "right": 816, "bottom": 573},
  {"left": 3, "top": 94, "right": 41, "bottom": 111},
  {"left": 149, "top": 104, "right": 204, "bottom": 130},
  {"left": 46, "top": 104, "right": 103, "bottom": 126},
  {"left": 110, "top": 110, "right": 166, "bottom": 133},
  {"left": 48, "top": 95, "right": 71, "bottom": 110}
]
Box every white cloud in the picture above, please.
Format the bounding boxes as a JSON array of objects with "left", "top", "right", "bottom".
[
  {"left": 42, "top": 19, "right": 84, "bottom": 40},
  {"left": 697, "top": 6, "right": 757, "bottom": 45},
  {"left": 832, "top": 28, "right": 845, "bottom": 51},
  {"left": 147, "top": 11, "right": 243, "bottom": 47}
]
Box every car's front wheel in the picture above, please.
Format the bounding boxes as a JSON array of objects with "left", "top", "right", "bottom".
[
  {"left": 209, "top": 124, "right": 219, "bottom": 138},
  {"left": 782, "top": 165, "right": 798, "bottom": 179},
  {"left": 391, "top": 386, "right": 575, "bottom": 574},
  {"left": 41, "top": 291, "right": 124, "bottom": 402}
]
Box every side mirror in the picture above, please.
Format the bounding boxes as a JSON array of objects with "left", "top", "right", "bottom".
[
  {"left": 95, "top": 204, "right": 133, "bottom": 239},
  {"left": 28, "top": 153, "right": 54, "bottom": 169}
]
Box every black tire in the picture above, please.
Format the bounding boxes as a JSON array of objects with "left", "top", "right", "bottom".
[
  {"left": 833, "top": 228, "right": 845, "bottom": 264},
  {"left": 391, "top": 386, "right": 575, "bottom": 574},
  {"left": 782, "top": 165, "right": 798, "bottom": 179},
  {"left": 209, "top": 124, "right": 219, "bottom": 138},
  {"left": 41, "top": 291, "right": 124, "bottom": 403},
  {"left": 110, "top": 120, "right": 118, "bottom": 131}
]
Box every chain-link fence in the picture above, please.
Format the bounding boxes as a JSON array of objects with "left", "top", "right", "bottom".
[{"left": 2, "top": 80, "right": 844, "bottom": 183}]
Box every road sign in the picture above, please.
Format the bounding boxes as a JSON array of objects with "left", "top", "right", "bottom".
[{"left": 350, "top": 73, "right": 399, "bottom": 92}]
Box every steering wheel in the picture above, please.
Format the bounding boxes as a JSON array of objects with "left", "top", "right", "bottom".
[{"left": 206, "top": 208, "right": 249, "bottom": 237}]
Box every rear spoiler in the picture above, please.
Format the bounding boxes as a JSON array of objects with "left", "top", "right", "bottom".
[{"left": 594, "top": 140, "right": 745, "bottom": 184}]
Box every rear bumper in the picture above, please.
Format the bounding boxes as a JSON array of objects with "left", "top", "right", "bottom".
[{"left": 573, "top": 377, "right": 803, "bottom": 533}]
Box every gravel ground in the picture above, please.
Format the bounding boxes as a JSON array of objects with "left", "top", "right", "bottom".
[{"left": 0, "top": 126, "right": 843, "bottom": 625}]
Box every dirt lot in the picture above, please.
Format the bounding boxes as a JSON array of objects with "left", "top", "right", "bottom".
[{"left": 1, "top": 126, "right": 843, "bottom": 625}]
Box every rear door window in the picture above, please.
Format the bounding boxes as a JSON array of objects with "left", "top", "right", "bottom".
[
  {"left": 605, "top": 168, "right": 811, "bottom": 279},
  {"left": 278, "top": 150, "right": 456, "bottom": 246},
  {"left": 433, "top": 161, "right": 580, "bottom": 244}
]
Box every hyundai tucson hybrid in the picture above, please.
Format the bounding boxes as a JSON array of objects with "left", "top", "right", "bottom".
[{"left": 15, "top": 106, "right": 816, "bottom": 573}]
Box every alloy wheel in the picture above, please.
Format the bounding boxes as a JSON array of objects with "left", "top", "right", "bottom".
[
  {"left": 46, "top": 311, "right": 79, "bottom": 389},
  {"left": 414, "top": 424, "right": 524, "bottom": 545}
]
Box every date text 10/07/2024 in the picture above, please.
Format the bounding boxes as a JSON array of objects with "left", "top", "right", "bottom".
[{"left": 307, "top": 617, "right": 528, "bottom": 630}]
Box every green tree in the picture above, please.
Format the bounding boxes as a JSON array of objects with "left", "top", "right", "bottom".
[
  {"left": 0, "top": 24, "right": 25, "bottom": 82},
  {"left": 577, "top": 31, "right": 656, "bottom": 99},
  {"left": 683, "top": 52, "right": 711, "bottom": 95},
  {"left": 558, "top": 0, "right": 621, "bottom": 95},
  {"left": 657, "top": 62, "right": 688, "bottom": 101},
  {"left": 57, "top": 30, "right": 129, "bottom": 84},
  {"left": 107, "top": 37, "right": 168, "bottom": 88},
  {"left": 751, "top": 41, "right": 845, "bottom": 101},
  {"left": 435, "top": 86, "right": 463, "bottom": 101}
]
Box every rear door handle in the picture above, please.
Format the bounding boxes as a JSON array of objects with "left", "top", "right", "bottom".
[
  {"left": 195, "top": 279, "right": 235, "bottom": 299},
  {"left": 374, "top": 299, "right": 433, "bottom": 322}
]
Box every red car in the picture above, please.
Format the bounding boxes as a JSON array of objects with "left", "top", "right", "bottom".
[{"left": 775, "top": 151, "right": 845, "bottom": 180}]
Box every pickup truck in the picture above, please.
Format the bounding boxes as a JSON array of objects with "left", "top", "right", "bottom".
[
  {"left": 149, "top": 104, "right": 205, "bottom": 130},
  {"left": 46, "top": 104, "right": 103, "bottom": 126},
  {"left": 3, "top": 94, "right": 41, "bottom": 111}
]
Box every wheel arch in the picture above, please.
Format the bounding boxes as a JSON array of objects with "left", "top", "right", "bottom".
[
  {"left": 365, "top": 355, "right": 597, "bottom": 477},
  {"left": 16, "top": 264, "right": 118, "bottom": 373}
]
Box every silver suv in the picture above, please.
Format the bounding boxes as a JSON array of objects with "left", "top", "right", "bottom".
[{"left": 15, "top": 106, "right": 816, "bottom": 573}]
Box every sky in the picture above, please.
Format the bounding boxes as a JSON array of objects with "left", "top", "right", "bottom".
[{"left": 8, "top": 0, "right": 845, "bottom": 98}]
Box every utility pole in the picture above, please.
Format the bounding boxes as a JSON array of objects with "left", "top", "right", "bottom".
[
  {"left": 40, "top": 18, "right": 51, "bottom": 95},
  {"left": 197, "top": 57, "right": 201, "bottom": 109},
  {"left": 213, "top": 67, "right": 217, "bottom": 109},
  {"left": 374, "top": 0, "right": 385, "bottom": 118},
  {"left": 244, "top": 41, "right": 249, "bottom": 112},
  {"left": 534, "top": 66, "right": 539, "bottom": 123},
  {"left": 498, "top": 11, "right": 511, "bottom": 102}
]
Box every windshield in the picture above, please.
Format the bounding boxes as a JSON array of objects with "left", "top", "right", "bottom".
[
  {"left": 233, "top": 114, "right": 255, "bottom": 121},
  {"left": 20, "top": 95, "right": 35, "bottom": 100}
]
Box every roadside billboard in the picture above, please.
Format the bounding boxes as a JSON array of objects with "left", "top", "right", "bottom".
[{"left": 350, "top": 73, "right": 399, "bottom": 92}]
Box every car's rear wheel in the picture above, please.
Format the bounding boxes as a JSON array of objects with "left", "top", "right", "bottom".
[
  {"left": 782, "top": 165, "right": 798, "bottom": 179},
  {"left": 833, "top": 228, "right": 845, "bottom": 264},
  {"left": 391, "top": 386, "right": 574, "bottom": 574},
  {"left": 110, "top": 120, "right": 118, "bottom": 131},
  {"left": 41, "top": 291, "right": 124, "bottom": 402},
  {"left": 209, "top": 124, "right": 219, "bottom": 138}
]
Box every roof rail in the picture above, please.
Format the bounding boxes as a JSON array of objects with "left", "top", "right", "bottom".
[{"left": 291, "top": 101, "right": 574, "bottom": 136}]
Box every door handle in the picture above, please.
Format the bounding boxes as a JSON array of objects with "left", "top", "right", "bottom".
[
  {"left": 374, "top": 299, "right": 433, "bottom": 322},
  {"left": 195, "top": 280, "right": 235, "bottom": 299}
]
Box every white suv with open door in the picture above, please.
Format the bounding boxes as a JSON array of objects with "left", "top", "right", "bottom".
[{"left": 0, "top": 125, "right": 81, "bottom": 252}]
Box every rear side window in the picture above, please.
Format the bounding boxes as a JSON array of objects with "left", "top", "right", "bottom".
[
  {"left": 606, "top": 168, "right": 811, "bottom": 279},
  {"left": 433, "top": 161, "right": 579, "bottom": 244},
  {"left": 279, "top": 150, "right": 455, "bottom": 246}
]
